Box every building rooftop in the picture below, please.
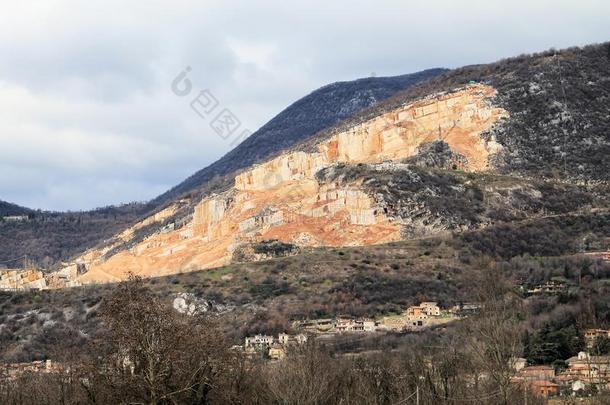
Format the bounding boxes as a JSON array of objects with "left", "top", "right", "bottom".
[{"left": 522, "top": 365, "right": 554, "bottom": 371}]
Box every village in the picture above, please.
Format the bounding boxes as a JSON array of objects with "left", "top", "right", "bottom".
[
  {"left": 292, "top": 301, "right": 477, "bottom": 335},
  {"left": 2, "top": 293, "right": 610, "bottom": 401},
  {"left": 2, "top": 259, "right": 610, "bottom": 402},
  {"left": 236, "top": 332, "right": 309, "bottom": 360},
  {"left": 511, "top": 345, "right": 610, "bottom": 398},
  {"left": 234, "top": 305, "right": 610, "bottom": 400},
  {"left": 4, "top": 331, "right": 609, "bottom": 400},
  {"left": 236, "top": 302, "right": 471, "bottom": 360}
]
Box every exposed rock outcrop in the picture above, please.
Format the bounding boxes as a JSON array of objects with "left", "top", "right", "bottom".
[
  {"left": 402, "top": 140, "right": 468, "bottom": 170},
  {"left": 69, "top": 85, "right": 508, "bottom": 284},
  {"left": 232, "top": 240, "right": 300, "bottom": 263},
  {"left": 235, "top": 84, "right": 505, "bottom": 191}
]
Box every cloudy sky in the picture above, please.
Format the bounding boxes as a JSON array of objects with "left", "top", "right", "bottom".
[{"left": 1, "top": 0, "right": 608, "bottom": 211}]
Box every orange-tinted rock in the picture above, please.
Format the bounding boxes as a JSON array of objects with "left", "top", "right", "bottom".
[
  {"left": 235, "top": 84, "right": 506, "bottom": 191},
  {"left": 74, "top": 85, "right": 507, "bottom": 284}
]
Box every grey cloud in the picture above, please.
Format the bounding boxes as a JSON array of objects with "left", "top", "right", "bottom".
[{"left": 0, "top": 0, "right": 609, "bottom": 210}]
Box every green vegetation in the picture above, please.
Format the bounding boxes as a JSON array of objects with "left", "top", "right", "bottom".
[
  {"left": 317, "top": 161, "right": 603, "bottom": 238},
  {"left": 0, "top": 203, "right": 149, "bottom": 268},
  {"left": 2, "top": 212, "right": 609, "bottom": 366},
  {"left": 0, "top": 275, "right": 545, "bottom": 405}
]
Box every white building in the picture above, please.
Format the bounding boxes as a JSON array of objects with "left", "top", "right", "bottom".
[
  {"left": 278, "top": 333, "right": 308, "bottom": 345},
  {"left": 245, "top": 335, "right": 275, "bottom": 348}
]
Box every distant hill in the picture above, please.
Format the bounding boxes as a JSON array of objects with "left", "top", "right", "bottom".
[
  {"left": 152, "top": 68, "right": 447, "bottom": 205},
  {"left": 0, "top": 200, "right": 33, "bottom": 217},
  {"left": 0, "top": 203, "right": 148, "bottom": 268}
]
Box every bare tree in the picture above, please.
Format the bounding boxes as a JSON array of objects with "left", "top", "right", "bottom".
[
  {"left": 81, "top": 275, "right": 235, "bottom": 405},
  {"left": 463, "top": 267, "right": 524, "bottom": 405},
  {"left": 262, "top": 342, "right": 345, "bottom": 405}
]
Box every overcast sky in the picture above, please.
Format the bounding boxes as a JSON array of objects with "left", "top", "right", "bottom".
[{"left": 1, "top": 0, "right": 608, "bottom": 211}]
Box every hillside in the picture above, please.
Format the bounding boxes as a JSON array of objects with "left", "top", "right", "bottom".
[
  {"left": 2, "top": 210, "right": 609, "bottom": 362},
  {"left": 0, "top": 70, "right": 444, "bottom": 269},
  {"left": 54, "top": 43, "right": 609, "bottom": 285},
  {"left": 306, "top": 43, "right": 610, "bottom": 181},
  {"left": 152, "top": 69, "right": 446, "bottom": 205},
  {"left": 0, "top": 204, "right": 149, "bottom": 269},
  {"left": 66, "top": 84, "right": 510, "bottom": 283}
]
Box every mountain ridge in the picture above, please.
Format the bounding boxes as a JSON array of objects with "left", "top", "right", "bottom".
[
  {"left": 151, "top": 68, "right": 447, "bottom": 205},
  {"left": 300, "top": 42, "right": 610, "bottom": 181},
  {"left": 64, "top": 43, "right": 610, "bottom": 284},
  {"left": 0, "top": 200, "right": 33, "bottom": 217},
  {"left": 0, "top": 69, "right": 446, "bottom": 266}
]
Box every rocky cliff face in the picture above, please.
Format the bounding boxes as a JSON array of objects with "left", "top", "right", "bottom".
[
  {"left": 5, "top": 44, "right": 609, "bottom": 289},
  {"left": 153, "top": 69, "right": 446, "bottom": 206},
  {"left": 71, "top": 84, "right": 508, "bottom": 283},
  {"left": 235, "top": 84, "right": 505, "bottom": 191}
]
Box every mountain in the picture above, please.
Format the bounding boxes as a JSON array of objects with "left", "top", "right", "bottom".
[
  {"left": 0, "top": 70, "right": 445, "bottom": 268},
  {"left": 152, "top": 69, "right": 447, "bottom": 205},
  {"left": 44, "top": 43, "right": 608, "bottom": 286},
  {"left": 4, "top": 43, "right": 609, "bottom": 287},
  {"left": 2, "top": 43, "right": 610, "bottom": 381}
]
